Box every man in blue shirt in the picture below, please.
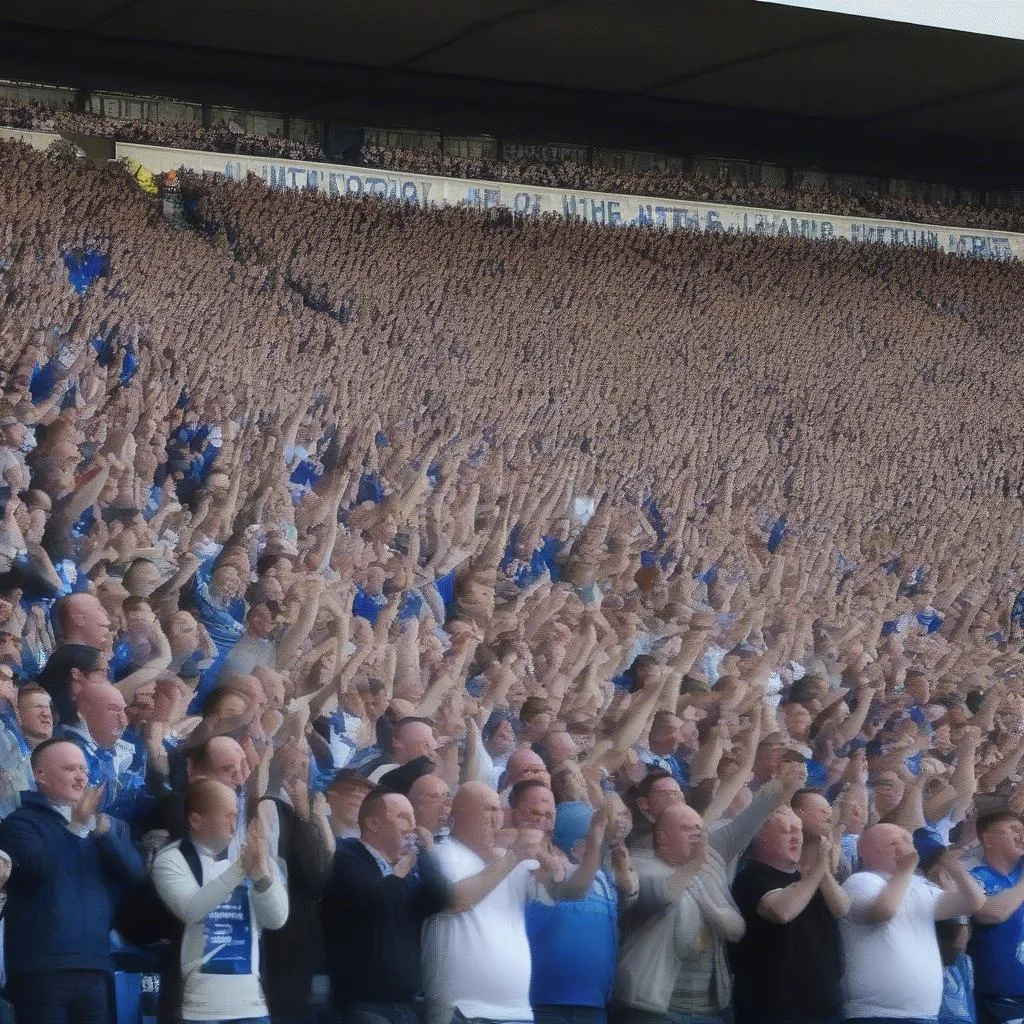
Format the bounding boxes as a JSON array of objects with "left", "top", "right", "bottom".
[
  {"left": 527, "top": 802, "right": 636, "bottom": 1024},
  {"left": 63, "top": 681, "right": 157, "bottom": 825},
  {"left": 968, "top": 811, "right": 1024, "bottom": 1023}
]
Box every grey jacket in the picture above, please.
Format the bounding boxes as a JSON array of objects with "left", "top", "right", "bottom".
[{"left": 614, "top": 784, "right": 784, "bottom": 1014}]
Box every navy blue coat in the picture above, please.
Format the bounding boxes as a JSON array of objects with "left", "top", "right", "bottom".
[{"left": 0, "top": 791, "right": 145, "bottom": 978}]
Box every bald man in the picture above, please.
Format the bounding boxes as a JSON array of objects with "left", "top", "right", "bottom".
[
  {"left": 839, "top": 823, "right": 984, "bottom": 1023},
  {"left": 326, "top": 784, "right": 539, "bottom": 1024},
  {"left": 142, "top": 735, "right": 251, "bottom": 853},
  {"left": 63, "top": 682, "right": 154, "bottom": 825},
  {"left": 729, "top": 806, "right": 847, "bottom": 1024},
  {"left": 152, "top": 779, "right": 287, "bottom": 1024},
  {"left": 0, "top": 738, "right": 144, "bottom": 1024},
  {"left": 500, "top": 747, "right": 550, "bottom": 807},
  {"left": 410, "top": 773, "right": 453, "bottom": 840},
  {"left": 424, "top": 780, "right": 596, "bottom": 1024},
  {"left": 54, "top": 592, "right": 114, "bottom": 651},
  {"left": 616, "top": 761, "right": 809, "bottom": 1023}
]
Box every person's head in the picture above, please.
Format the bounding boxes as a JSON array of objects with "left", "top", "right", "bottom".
[
  {"left": 326, "top": 768, "right": 374, "bottom": 832},
  {"left": 35, "top": 642, "right": 107, "bottom": 724},
  {"left": 166, "top": 610, "right": 200, "bottom": 651},
  {"left": 482, "top": 713, "right": 517, "bottom": 758},
  {"left": 751, "top": 805, "right": 805, "bottom": 871},
  {"left": 518, "top": 696, "right": 552, "bottom": 737},
  {"left": 753, "top": 735, "right": 786, "bottom": 783},
  {"left": 905, "top": 670, "right": 931, "bottom": 705},
  {"left": 836, "top": 786, "right": 868, "bottom": 835},
  {"left": 184, "top": 778, "right": 239, "bottom": 853},
  {"left": 76, "top": 682, "right": 128, "bottom": 748},
  {"left": 789, "top": 673, "right": 830, "bottom": 707},
  {"left": 781, "top": 700, "right": 813, "bottom": 741},
  {"left": 450, "top": 781, "right": 504, "bottom": 858},
  {"left": 252, "top": 667, "right": 285, "bottom": 712},
  {"left": 540, "top": 730, "right": 578, "bottom": 768},
  {"left": 201, "top": 686, "right": 251, "bottom": 721},
  {"left": 246, "top": 603, "right": 277, "bottom": 640},
  {"left": 648, "top": 710, "right": 684, "bottom": 756},
  {"left": 355, "top": 678, "right": 388, "bottom": 720},
  {"left": 358, "top": 787, "right": 416, "bottom": 863},
  {"left": 187, "top": 735, "right": 250, "bottom": 790},
  {"left": 0, "top": 630, "right": 21, "bottom": 669},
  {"left": 653, "top": 803, "right": 704, "bottom": 867},
  {"left": 872, "top": 771, "right": 906, "bottom": 818},
  {"left": 792, "top": 789, "right": 834, "bottom": 838},
  {"left": 509, "top": 779, "right": 556, "bottom": 833},
  {"left": 504, "top": 746, "right": 550, "bottom": 789},
  {"left": 636, "top": 770, "right": 685, "bottom": 823},
  {"left": 408, "top": 773, "right": 451, "bottom": 835},
  {"left": 390, "top": 717, "right": 438, "bottom": 764},
  {"left": 17, "top": 685, "right": 53, "bottom": 744},
  {"left": 209, "top": 564, "right": 243, "bottom": 600},
  {"left": 122, "top": 596, "right": 154, "bottom": 635},
  {"left": 55, "top": 593, "right": 113, "bottom": 650},
  {"left": 31, "top": 738, "right": 88, "bottom": 805},
  {"left": 123, "top": 558, "right": 161, "bottom": 598},
  {"left": 551, "top": 759, "right": 588, "bottom": 804},
  {"left": 859, "top": 822, "right": 916, "bottom": 874},
  {"left": 552, "top": 801, "right": 593, "bottom": 864},
  {"left": 976, "top": 811, "right": 1024, "bottom": 868}
]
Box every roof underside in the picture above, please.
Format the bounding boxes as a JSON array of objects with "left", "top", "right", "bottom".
[{"left": 3, "top": 0, "right": 1024, "bottom": 185}]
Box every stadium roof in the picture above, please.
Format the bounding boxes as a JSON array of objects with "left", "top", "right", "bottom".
[{"left": 3, "top": 0, "right": 1024, "bottom": 185}]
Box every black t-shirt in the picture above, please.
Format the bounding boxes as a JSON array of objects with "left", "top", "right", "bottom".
[{"left": 728, "top": 861, "right": 843, "bottom": 1015}]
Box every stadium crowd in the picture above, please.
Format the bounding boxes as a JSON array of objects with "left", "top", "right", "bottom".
[
  {"left": 358, "top": 142, "right": 1024, "bottom": 234},
  {"left": 1, "top": 132, "right": 1024, "bottom": 1024},
  {"left": 5, "top": 93, "right": 1024, "bottom": 232},
  {"left": 0, "top": 98, "right": 326, "bottom": 161}
]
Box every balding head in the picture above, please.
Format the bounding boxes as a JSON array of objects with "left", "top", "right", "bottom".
[
  {"left": 184, "top": 779, "right": 238, "bottom": 852},
  {"left": 653, "top": 803, "right": 704, "bottom": 867},
  {"left": 504, "top": 747, "right": 549, "bottom": 789},
  {"left": 56, "top": 593, "right": 112, "bottom": 650},
  {"left": 451, "top": 781, "right": 503, "bottom": 859},
  {"left": 188, "top": 735, "right": 250, "bottom": 790},
  {"left": 31, "top": 738, "right": 88, "bottom": 805},
  {"left": 409, "top": 773, "right": 451, "bottom": 835},
  {"left": 391, "top": 718, "right": 438, "bottom": 765},
  {"left": 77, "top": 683, "right": 127, "bottom": 748},
  {"left": 858, "top": 823, "right": 916, "bottom": 875}
]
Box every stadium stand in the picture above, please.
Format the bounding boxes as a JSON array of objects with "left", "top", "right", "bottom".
[{"left": 0, "top": 72, "right": 1021, "bottom": 1024}]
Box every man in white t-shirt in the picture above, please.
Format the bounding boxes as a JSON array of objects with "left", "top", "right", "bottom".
[
  {"left": 422, "top": 781, "right": 570, "bottom": 1024},
  {"left": 839, "top": 823, "right": 984, "bottom": 1023}
]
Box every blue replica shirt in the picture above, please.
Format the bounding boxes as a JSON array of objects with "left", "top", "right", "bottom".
[
  {"left": 969, "top": 859, "right": 1024, "bottom": 996},
  {"left": 526, "top": 869, "right": 618, "bottom": 1007}
]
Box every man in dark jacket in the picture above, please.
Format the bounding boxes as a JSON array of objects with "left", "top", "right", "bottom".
[
  {"left": 323, "top": 786, "right": 452, "bottom": 1024},
  {"left": 0, "top": 736, "right": 145, "bottom": 1023}
]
